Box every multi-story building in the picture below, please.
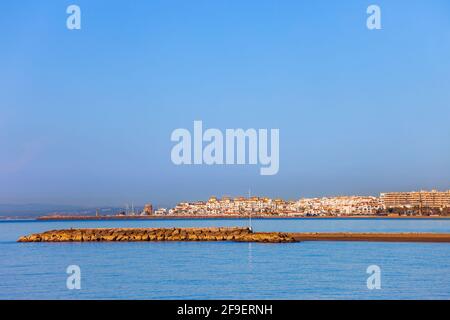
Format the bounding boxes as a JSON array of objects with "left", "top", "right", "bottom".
[
  {"left": 154, "top": 208, "right": 167, "bottom": 215},
  {"left": 381, "top": 190, "right": 450, "bottom": 208}
]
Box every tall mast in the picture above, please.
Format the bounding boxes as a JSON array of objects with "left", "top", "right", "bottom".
[{"left": 248, "top": 188, "right": 252, "bottom": 231}]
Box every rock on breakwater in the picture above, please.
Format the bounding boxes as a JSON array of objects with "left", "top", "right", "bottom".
[{"left": 17, "top": 227, "right": 297, "bottom": 243}]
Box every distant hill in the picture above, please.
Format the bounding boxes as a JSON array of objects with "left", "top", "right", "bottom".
[{"left": 0, "top": 204, "right": 124, "bottom": 219}]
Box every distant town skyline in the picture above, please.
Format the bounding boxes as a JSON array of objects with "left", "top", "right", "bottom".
[
  {"left": 4, "top": 188, "right": 447, "bottom": 219},
  {"left": 1, "top": 1, "right": 450, "bottom": 206},
  {"left": 2, "top": 188, "right": 450, "bottom": 215}
]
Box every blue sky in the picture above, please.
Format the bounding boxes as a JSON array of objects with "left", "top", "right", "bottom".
[{"left": 1, "top": 0, "right": 449, "bottom": 207}]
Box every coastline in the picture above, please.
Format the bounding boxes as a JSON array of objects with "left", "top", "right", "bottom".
[{"left": 32, "top": 214, "right": 450, "bottom": 221}]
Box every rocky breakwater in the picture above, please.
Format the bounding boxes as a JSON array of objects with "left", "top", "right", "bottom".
[{"left": 17, "top": 227, "right": 297, "bottom": 243}]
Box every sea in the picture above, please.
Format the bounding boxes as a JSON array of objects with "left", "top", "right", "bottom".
[{"left": 1, "top": 218, "right": 449, "bottom": 300}]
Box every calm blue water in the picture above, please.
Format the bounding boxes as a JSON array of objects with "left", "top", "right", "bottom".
[{"left": 1, "top": 218, "right": 450, "bottom": 300}]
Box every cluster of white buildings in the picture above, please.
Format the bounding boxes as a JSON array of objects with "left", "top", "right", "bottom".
[
  {"left": 293, "top": 196, "right": 383, "bottom": 216},
  {"left": 169, "top": 196, "right": 287, "bottom": 216},
  {"left": 165, "top": 195, "right": 384, "bottom": 216}
]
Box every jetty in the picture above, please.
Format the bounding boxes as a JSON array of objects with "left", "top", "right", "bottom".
[
  {"left": 290, "top": 232, "right": 450, "bottom": 243},
  {"left": 17, "top": 227, "right": 450, "bottom": 243},
  {"left": 17, "top": 227, "right": 295, "bottom": 243}
]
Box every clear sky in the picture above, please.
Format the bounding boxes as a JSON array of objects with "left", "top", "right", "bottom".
[{"left": 1, "top": 0, "right": 449, "bottom": 207}]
